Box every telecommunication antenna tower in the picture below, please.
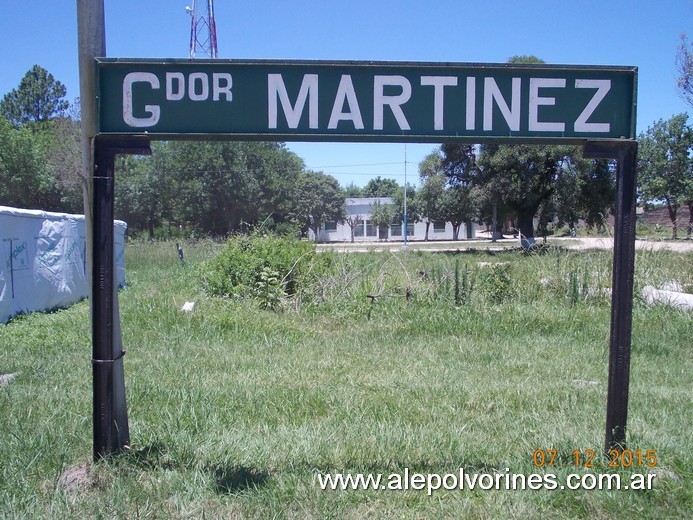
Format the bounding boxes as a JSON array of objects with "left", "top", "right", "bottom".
[{"left": 186, "top": 0, "right": 218, "bottom": 58}]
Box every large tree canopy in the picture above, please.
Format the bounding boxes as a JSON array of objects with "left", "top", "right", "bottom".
[
  {"left": 0, "top": 65, "right": 69, "bottom": 126},
  {"left": 638, "top": 113, "right": 693, "bottom": 239},
  {"left": 362, "top": 176, "right": 400, "bottom": 197},
  {"left": 291, "top": 171, "right": 345, "bottom": 240},
  {"left": 112, "top": 141, "right": 306, "bottom": 238},
  {"left": 0, "top": 117, "right": 83, "bottom": 211},
  {"left": 436, "top": 55, "right": 616, "bottom": 245}
]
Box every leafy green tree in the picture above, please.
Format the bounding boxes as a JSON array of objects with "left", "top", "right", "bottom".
[
  {"left": 1, "top": 65, "right": 69, "bottom": 126},
  {"left": 391, "top": 182, "right": 419, "bottom": 229},
  {"left": 418, "top": 149, "right": 444, "bottom": 180},
  {"left": 576, "top": 159, "right": 615, "bottom": 231},
  {"left": 115, "top": 151, "right": 168, "bottom": 240},
  {"left": 362, "top": 176, "right": 400, "bottom": 197},
  {"left": 369, "top": 200, "right": 395, "bottom": 239},
  {"left": 438, "top": 55, "right": 595, "bottom": 246},
  {"left": 343, "top": 182, "right": 363, "bottom": 197},
  {"left": 439, "top": 143, "right": 476, "bottom": 185},
  {"left": 155, "top": 141, "right": 234, "bottom": 236},
  {"left": 242, "top": 142, "right": 305, "bottom": 228},
  {"left": 292, "top": 171, "right": 345, "bottom": 241},
  {"left": 541, "top": 157, "right": 614, "bottom": 236},
  {"left": 0, "top": 117, "right": 65, "bottom": 210},
  {"left": 417, "top": 174, "right": 447, "bottom": 240},
  {"left": 167, "top": 141, "right": 303, "bottom": 236},
  {"left": 417, "top": 149, "right": 478, "bottom": 241},
  {"left": 638, "top": 113, "right": 693, "bottom": 239},
  {"left": 441, "top": 185, "right": 477, "bottom": 240},
  {"left": 475, "top": 143, "right": 581, "bottom": 244},
  {"left": 112, "top": 141, "right": 305, "bottom": 237}
]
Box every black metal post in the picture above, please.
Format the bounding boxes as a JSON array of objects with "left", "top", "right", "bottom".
[
  {"left": 92, "top": 135, "right": 150, "bottom": 460},
  {"left": 92, "top": 139, "right": 115, "bottom": 459},
  {"left": 583, "top": 140, "right": 638, "bottom": 453}
]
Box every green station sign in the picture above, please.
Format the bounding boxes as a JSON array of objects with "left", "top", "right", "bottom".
[{"left": 97, "top": 58, "right": 637, "bottom": 142}]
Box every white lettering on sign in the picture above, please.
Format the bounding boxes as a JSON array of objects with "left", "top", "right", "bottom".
[
  {"left": 166, "top": 72, "right": 185, "bottom": 101},
  {"left": 421, "top": 76, "right": 458, "bottom": 130},
  {"left": 212, "top": 73, "right": 233, "bottom": 101},
  {"left": 166, "top": 72, "right": 233, "bottom": 102},
  {"left": 529, "top": 78, "right": 566, "bottom": 132},
  {"left": 124, "top": 72, "right": 233, "bottom": 128},
  {"left": 123, "top": 72, "right": 161, "bottom": 127},
  {"left": 268, "top": 74, "right": 319, "bottom": 129},
  {"left": 328, "top": 75, "right": 364, "bottom": 130},
  {"left": 118, "top": 69, "right": 617, "bottom": 135},
  {"left": 574, "top": 79, "right": 611, "bottom": 133},
  {"left": 466, "top": 77, "right": 476, "bottom": 131},
  {"left": 483, "top": 77, "right": 521, "bottom": 132},
  {"left": 188, "top": 73, "right": 209, "bottom": 101},
  {"left": 373, "top": 75, "right": 411, "bottom": 131}
]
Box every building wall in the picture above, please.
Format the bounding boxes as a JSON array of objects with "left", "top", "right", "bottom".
[{"left": 310, "top": 197, "right": 476, "bottom": 242}]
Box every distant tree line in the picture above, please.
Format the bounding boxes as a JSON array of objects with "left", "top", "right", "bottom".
[{"left": 1, "top": 63, "right": 690, "bottom": 242}]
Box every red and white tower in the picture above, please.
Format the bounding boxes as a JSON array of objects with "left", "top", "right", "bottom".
[{"left": 186, "top": 0, "right": 218, "bottom": 58}]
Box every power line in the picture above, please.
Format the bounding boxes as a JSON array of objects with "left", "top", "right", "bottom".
[{"left": 305, "top": 160, "right": 420, "bottom": 169}]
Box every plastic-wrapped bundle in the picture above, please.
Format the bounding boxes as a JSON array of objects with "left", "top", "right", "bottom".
[{"left": 0, "top": 206, "right": 126, "bottom": 324}]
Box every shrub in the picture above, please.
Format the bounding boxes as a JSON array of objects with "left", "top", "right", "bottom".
[
  {"left": 201, "top": 232, "right": 329, "bottom": 302},
  {"left": 477, "top": 263, "right": 514, "bottom": 303}
]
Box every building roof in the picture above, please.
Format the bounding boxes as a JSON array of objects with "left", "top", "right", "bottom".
[
  {"left": 345, "top": 197, "right": 394, "bottom": 206},
  {"left": 344, "top": 197, "right": 394, "bottom": 217}
]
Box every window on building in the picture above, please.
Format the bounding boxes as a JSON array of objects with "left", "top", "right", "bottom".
[
  {"left": 433, "top": 221, "right": 446, "bottom": 233},
  {"left": 353, "top": 220, "right": 365, "bottom": 237},
  {"left": 366, "top": 220, "right": 377, "bottom": 237},
  {"left": 390, "top": 224, "right": 402, "bottom": 237},
  {"left": 324, "top": 221, "right": 337, "bottom": 231},
  {"left": 406, "top": 223, "right": 415, "bottom": 236}
]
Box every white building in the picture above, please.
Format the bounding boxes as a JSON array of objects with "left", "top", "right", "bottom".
[{"left": 311, "top": 197, "right": 476, "bottom": 242}]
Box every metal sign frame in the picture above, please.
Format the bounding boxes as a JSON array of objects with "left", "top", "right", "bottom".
[{"left": 90, "top": 59, "right": 639, "bottom": 460}]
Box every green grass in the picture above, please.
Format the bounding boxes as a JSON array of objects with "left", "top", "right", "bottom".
[{"left": 1, "top": 241, "right": 691, "bottom": 518}]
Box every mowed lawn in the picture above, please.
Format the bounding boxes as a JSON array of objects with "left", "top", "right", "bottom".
[{"left": 1, "top": 241, "right": 691, "bottom": 519}]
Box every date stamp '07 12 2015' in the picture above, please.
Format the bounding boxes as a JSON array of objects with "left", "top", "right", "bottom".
[{"left": 532, "top": 449, "right": 658, "bottom": 469}]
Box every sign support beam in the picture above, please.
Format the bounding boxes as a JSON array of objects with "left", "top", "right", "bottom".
[
  {"left": 583, "top": 140, "right": 638, "bottom": 453},
  {"left": 92, "top": 135, "right": 150, "bottom": 460}
]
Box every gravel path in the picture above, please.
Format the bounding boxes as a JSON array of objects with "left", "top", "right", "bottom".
[{"left": 317, "top": 237, "right": 693, "bottom": 254}]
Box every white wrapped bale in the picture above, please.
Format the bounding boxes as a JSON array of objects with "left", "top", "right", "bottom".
[
  {"left": 642, "top": 285, "right": 693, "bottom": 312},
  {"left": 0, "top": 206, "right": 126, "bottom": 324}
]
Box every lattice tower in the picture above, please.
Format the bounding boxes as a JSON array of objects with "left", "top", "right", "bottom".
[{"left": 186, "top": 0, "right": 218, "bottom": 58}]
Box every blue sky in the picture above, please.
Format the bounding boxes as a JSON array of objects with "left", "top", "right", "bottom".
[{"left": 2, "top": 0, "right": 691, "bottom": 187}]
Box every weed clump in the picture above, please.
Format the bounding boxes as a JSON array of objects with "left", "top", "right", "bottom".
[
  {"left": 477, "top": 263, "right": 514, "bottom": 303},
  {"left": 201, "top": 233, "right": 330, "bottom": 306}
]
